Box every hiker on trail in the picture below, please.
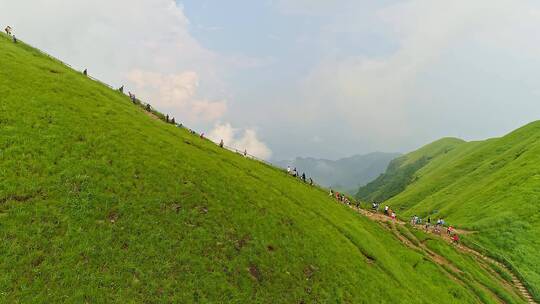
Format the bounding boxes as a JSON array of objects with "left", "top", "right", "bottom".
[
  {"left": 292, "top": 168, "right": 297, "bottom": 177},
  {"left": 384, "top": 205, "right": 389, "bottom": 215},
  {"left": 118, "top": 85, "right": 124, "bottom": 93},
  {"left": 391, "top": 211, "right": 396, "bottom": 221},
  {"left": 411, "top": 215, "right": 417, "bottom": 225},
  {"left": 287, "top": 166, "right": 291, "bottom": 174},
  {"left": 447, "top": 226, "right": 454, "bottom": 235},
  {"left": 301, "top": 173, "right": 306, "bottom": 182},
  {"left": 434, "top": 224, "right": 441, "bottom": 234},
  {"left": 372, "top": 202, "right": 378, "bottom": 212},
  {"left": 219, "top": 139, "right": 224, "bottom": 148},
  {"left": 12, "top": 35, "right": 17, "bottom": 43},
  {"left": 200, "top": 133, "right": 205, "bottom": 139},
  {"left": 452, "top": 234, "right": 459, "bottom": 244},
  {"left": 128, "top": 92, "right": 136, "bottom": 103},
  {"left": 83, "top": 69, "right": 87, "bottom": 76},
  {"left": 5, "top": 26, "right": 12, "bottom": 36},
  {"left": 424, "top": 216, "right": 431, "bottom": 231},
  {"left": 329, "top": 189, "right": 334, "bottom": 197},
  {"left": 146, "top": 104, "right": 151, "bottom": 111},
  {"left": 166, "top": 114, "right": 169, "bottom": 122},
  {"left": 309, "top": 178, "right": 313, "bottom": 186},
  {"left": 243, "top": 149, "right": 247, "bottom": 157},
  {"left": 171, "top": 117, "right": 175, "bottom": 124}
]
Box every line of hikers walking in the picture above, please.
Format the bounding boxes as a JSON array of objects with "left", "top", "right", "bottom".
[
  {"left": 4, "top": 24, "right": 259, "bottom": 161},
  {"left": 91, "top": 71, "right": 248, "bottom": 157},
  {"left": 287, "top": 166, "right": 314, "bottom": 186},
  {"left": 328, "top": 193, "right": 460, "bottom": 244},
  {"left": 329, "top": 189, "right": 359, "bottom": 208},
  {"left": 408, "top": 213, "right": 459, "bottom": 244}
]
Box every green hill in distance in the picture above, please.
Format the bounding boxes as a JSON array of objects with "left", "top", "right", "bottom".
[
  {"left": 357, "top": 125, "right": 540, "bottom": 301},
  {"left": 0, "top": 33, "right": 529, "bottom": 303},
  {"left": 356, "top": 138, "right": 465, "bottom": 202}
]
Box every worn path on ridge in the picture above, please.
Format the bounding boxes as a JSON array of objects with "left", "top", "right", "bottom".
[{"left": 339, "top": 202, "right": 536, "bottom": 304}]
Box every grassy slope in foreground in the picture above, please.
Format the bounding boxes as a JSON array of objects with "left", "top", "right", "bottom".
[
  {"left": 0, "top": 34, "right": 524, "bottom": 303},
  {"left": 0, "top": 34, "right": 500, "bottom": 303},
  {"left": 356, "top": 137, "right": 465, "bottom": 202},
  {"left": 384, "top": 124, "right": 540, "bottom": 301}
]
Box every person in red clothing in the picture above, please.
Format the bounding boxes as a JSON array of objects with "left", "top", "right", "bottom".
[{"left": 452, "top": 234, "right": 459, "bottom": 244}]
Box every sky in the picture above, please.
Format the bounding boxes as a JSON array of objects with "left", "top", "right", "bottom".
[{"left": 3, "top": 0, "right": 540, "bottom": 160}]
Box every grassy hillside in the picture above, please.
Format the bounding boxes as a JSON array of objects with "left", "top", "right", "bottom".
[
  {"left": 356, "top": 138, "right": 465, "bottom": 202},
  {"left": 366, "top": 125, "right": 540, "bottom": 300},
  {"left": 0, "top": 34, "right": 527, "bottom": 303}
]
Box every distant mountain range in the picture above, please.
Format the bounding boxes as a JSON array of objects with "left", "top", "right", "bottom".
[{"left": 275, "top": 152, "right": 401, "bottom": 193}]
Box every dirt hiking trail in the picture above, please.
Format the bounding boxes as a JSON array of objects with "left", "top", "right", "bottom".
[{"left": 340, "top": 202, "right": 536, "bottom": 304}]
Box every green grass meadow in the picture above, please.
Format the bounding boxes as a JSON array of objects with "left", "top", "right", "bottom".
[
  {"left": 0, "top": 33, "right": 526, "bottom": 303},
  {"left": 359, "top": 118, "right": 540, "bottom": 301}
]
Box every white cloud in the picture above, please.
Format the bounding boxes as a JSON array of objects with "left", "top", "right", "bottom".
[
  {"left": 296, "top": 0, "right": 540, "bottom": 150},
  {"left": 127, "top": 70, "right": 226, "bottom": 122},
  {"left": 0, "top": 0, "right": 225, "bottom": 124},
  {"left": 276, "top": 0, "right": 353, "bottom": 16},
  {"left": 208, "top": 123, "right": 272, "bottom": 160}
]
